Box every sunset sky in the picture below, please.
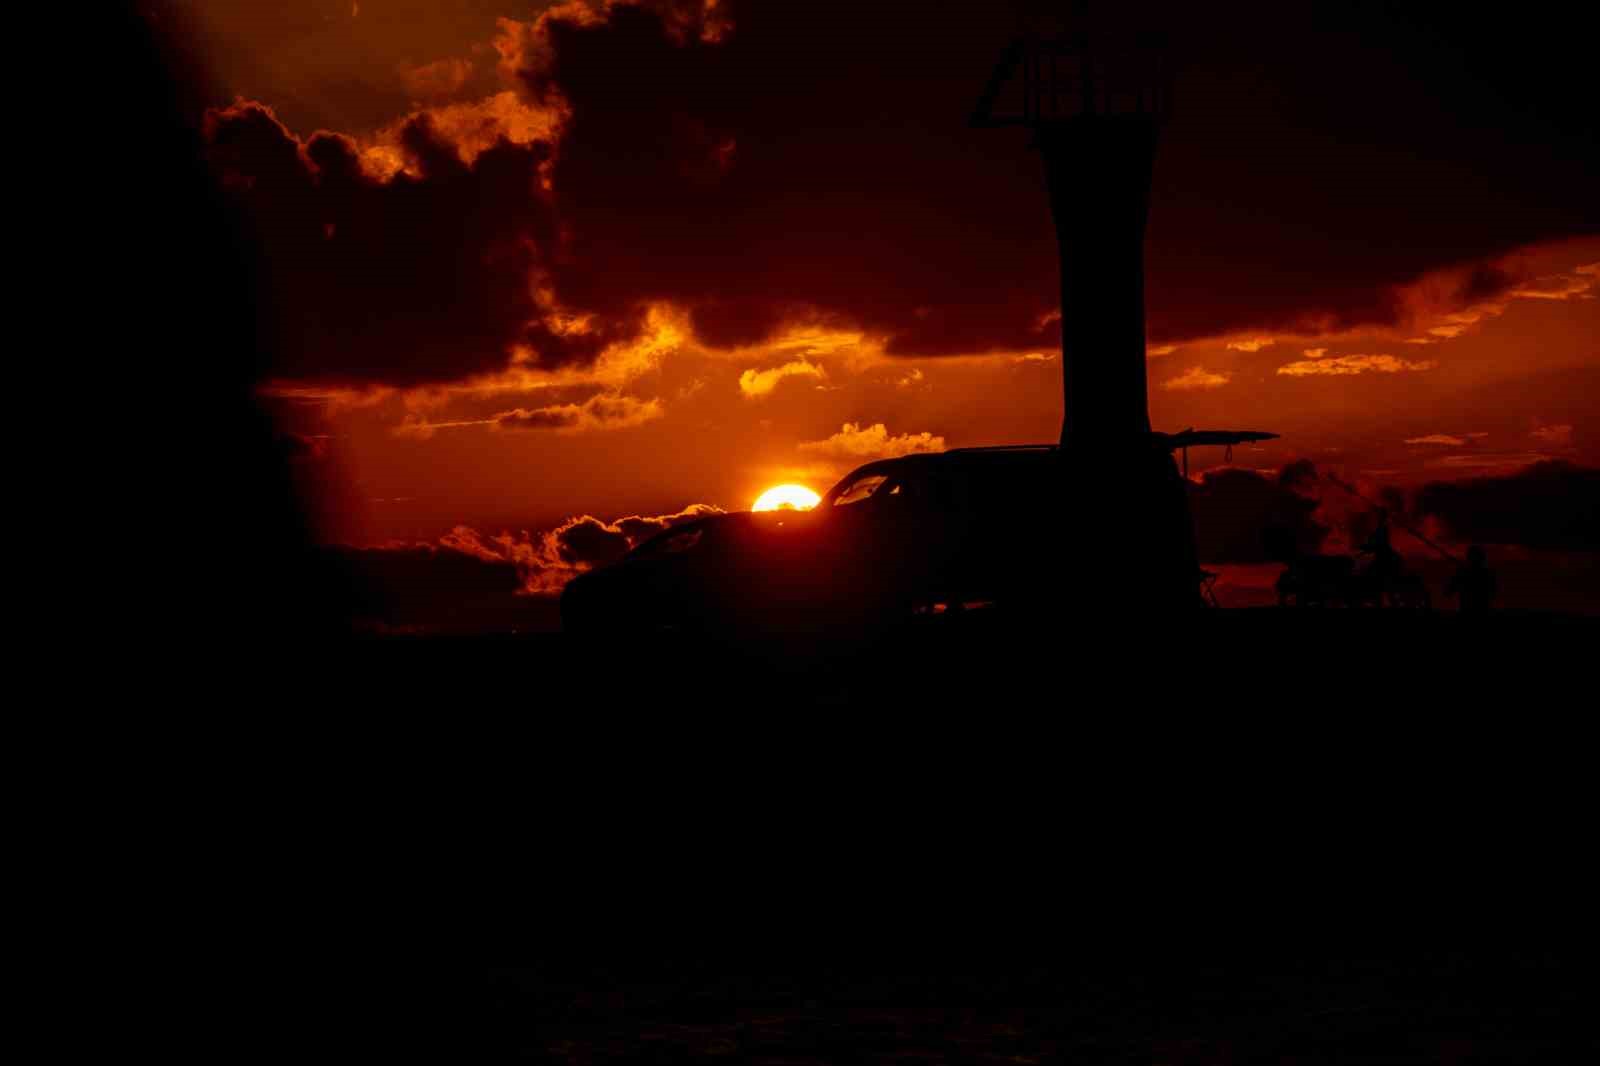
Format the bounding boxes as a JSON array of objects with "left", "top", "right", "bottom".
[{"left": 139, "top": 0, "right": 1597, "bottom": 609}]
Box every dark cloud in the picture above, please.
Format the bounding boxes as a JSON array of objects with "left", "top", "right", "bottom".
[
  {"left": 318, "top": 537, "right": 613, "bottom": 634},
  {"left": 1413, "top": 461, "right": 1600, "bottom": 552},
  {"left": 541, "top": 505, "right": 721, "bottom": 575},
  {"left": 1189, "top": 466, "right": 1328, "bottom": 563},
  {"left": 204, "top": 101, "right": 635, "bottom": 388},
  {"left": 1457, "top": 263, "right": 1517, "bottom": 306},
  {"left": 201, "top": 1, "right": 1597, "bottom": 387},
  {"left": 322, "top": 504, "right": 728, "bottom": 631},
  {"left": 553, "top": 516, "right": 633, "bottom": 569},
  {"left": 528, "top": 1, "right": 1059, "bottom": 357},
  {"left": 1193, "top": 459, "right": 1599, "bottom": 564},
  {"left": 527, "top": 0, "right": 1598, "bottom": 357},
  {"left": 614, "top": 504, "right": 723, "bottom": 545},
  {"left": 1277, "top": 459, "right": 1320, "bottom": 495}
]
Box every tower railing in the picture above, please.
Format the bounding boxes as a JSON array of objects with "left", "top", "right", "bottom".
[{"left": 973, "top": 33, "right": 1172, "bottom": 129}]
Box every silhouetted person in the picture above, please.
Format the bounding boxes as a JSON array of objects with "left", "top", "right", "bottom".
[
  {"left": 1360, "top": 508, "right": 1402, "bottom": 602},
  {"left": 1446, "top": 545, "right": 1497, "bottom": 615}
]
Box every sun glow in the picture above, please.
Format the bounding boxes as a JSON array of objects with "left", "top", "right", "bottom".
[{"left": 752, "top": 484, "right": 821, "bottom": 512}]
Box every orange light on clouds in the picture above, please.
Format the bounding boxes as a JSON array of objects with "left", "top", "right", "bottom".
[{"left": 752, "top": 484, "right": 821, "bottom": 512}]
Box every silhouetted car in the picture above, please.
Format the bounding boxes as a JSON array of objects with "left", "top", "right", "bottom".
[{"left": 560, "top": 446, "right": 1067, "bottom": 636}]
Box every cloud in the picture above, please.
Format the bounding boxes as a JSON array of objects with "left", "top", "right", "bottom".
[
  {"left": 443, "top": 504, "right": 723, "bottom": 594},
  {"left": 1412, "top": 461, "right": 1599, "bottom": 551},
  {"left": 200, "top": 1, "right": 1600, "bottom": 391},
  {"left": 1510, "top": 263, "right": 1600, "bottom": 300},
  {"left": 799, "top": 422, "right": 946, "bottom": 459},
  {"left": 204, "top": 99, "right": 627, "bottom": 389},
  {"left": 494, "top": 392, "right": 664, "bottom": 432},
  {"left": 1226, "top": 337, "right": 1275, "bottom": 352},
  {"left": 737, "top": 358, "right": 825, "bottom": 397},
  {"left": 1383, "top": 253, "right": 1598, "bottom": 344},
  {"left": 388, "top": 391, "right": 663, "bottom": 436},
  {"left": 1163, "top": 366, "right": 1231, "bottom": 390},
  {"left": 1405, "top": 434, "right": 1469, "bottom": 446},
  {"left": 1531, "top": 424, "right": 1575, "bottom": 446},
  {"left": 611, "top": 503, "right": 727, "bottom": 545},
  {"left": 1425, "top": 453, "right": 1551, "bottom": 472},
  {"left": 358, "top": 91, "right": 560, "bottom": 178},
  {"left": 1188, "top": 466, "right": 1328, "bottom": 563},
  {"left": 1192, "top": 458, "right": 1600, "bottom": 562},
  {"left": 398, "top": 57, "right": 475, "bottom": 102},
  {"left": 1278, "top": 458, "right": 1321, "bottom": 494},
  {"left": 306, "top": 500, "right": 727, "bottom": 630},
  {"left": 392, "top": 415, "right": 495, "bottom": 439},
  {"left": 509, "top": 2, "right": 1600, "bottom": 358},
  {"left": 1264, "top": 457, "right": 1599, "bottom": 554},
  {"left": 1277, "top": 354, "right": 1436, "bottom": 376}
]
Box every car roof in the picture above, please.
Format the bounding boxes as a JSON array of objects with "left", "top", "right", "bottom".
[
  {"left": 827, "top": 446, "right": 1058, "bottom": 488},
  {"left": 844, "top": 446, "right": 1056, "bottom": 473}
]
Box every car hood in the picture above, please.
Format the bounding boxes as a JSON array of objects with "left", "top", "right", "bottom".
[
  {"left": 627, "top": 509, "right": 824, "bottom": 559},
  {"left": 562, "top": 509, "right": 825, "bottom": 600}
]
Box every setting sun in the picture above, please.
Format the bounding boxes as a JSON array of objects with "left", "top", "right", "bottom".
[{"left": 752, "top": 484, "right": 821, "bottom": 512}]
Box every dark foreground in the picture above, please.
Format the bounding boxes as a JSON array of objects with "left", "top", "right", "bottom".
[
  {"left": 308, "top": 607, "right": 1594, "bottom": 833},
  {"left": 484, "top": 963, "right": 1583, "bottom": 1065},
  {"left": 329, "top": 605, "right": 1597, "bottom": 710},
  {"left": 243, "top": 611, "right": 1593, "bottom": 1063},
  {"left": 302, "top": 606, "right": 1591, "bottom": 923}
]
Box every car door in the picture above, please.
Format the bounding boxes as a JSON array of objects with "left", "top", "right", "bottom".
[{"left": 835, "top": 468, "right": 950, "bottom": 611}]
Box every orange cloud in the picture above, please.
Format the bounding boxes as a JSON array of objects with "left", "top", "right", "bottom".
[
  {"left": 1531, "top": 424, "right": 1574, "bottom": 446},
  {"left": 1510, "top": 263, "right": 1599, "bottom": 300},
  {"left": 738, "top": 358, "right": 825, "bottom": 397},
  {"left": 398, "top": 57, "right": 475, "bottom": 101},
  {"left": 392, "top": 415, "right": 495, "bottom": 439},
  {"left": 1424, "top": 453, "right": 1550, "bottom": 472},
  {"left": 359, "top": 91, "right": 563, "bottom": 179},
  {"left": 495, "top": 392, "right": 663, "bottom": 432},
  {"left": 1163, "top": 366, "right": 1231, "bottom": 390},
  {"left": 439, "top": 502, "right": 724, "bottom": 595},
  {"left": 1277, "top": 354, "right": 1436, "bottom": 376},
  {"left": 1388, "top": 249, "right": 1598, "bottom": 347},
  {"left": 799, "top": 422, "right": 945, "bottom": 459}
]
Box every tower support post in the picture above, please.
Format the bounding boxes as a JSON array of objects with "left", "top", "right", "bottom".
[
  {"left": 972, "top": 30, "right": 1217, "bottom": 613},
  {"left": 1039, "top": 117, "right": 1158, "bottom": 450}
]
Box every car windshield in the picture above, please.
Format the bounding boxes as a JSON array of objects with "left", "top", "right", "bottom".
[{"left": 832, "top": 474, "right": 889, "bottom": 507}]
